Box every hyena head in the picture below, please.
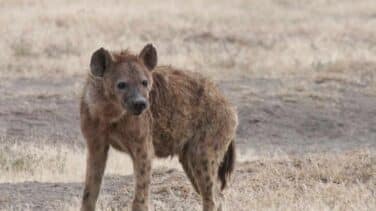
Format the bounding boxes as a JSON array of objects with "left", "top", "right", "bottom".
[{"left": 90, "top": 44, "right": 157, "bottom": 115}]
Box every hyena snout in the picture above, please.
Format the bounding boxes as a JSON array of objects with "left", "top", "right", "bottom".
[{"left": 126, "top": 96, "right": 148, "bottom": 115}]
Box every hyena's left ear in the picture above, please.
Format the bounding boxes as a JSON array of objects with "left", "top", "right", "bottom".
[
  {"left": 90, "top": 47, "right": 113, "bottom": 77},
  {"left": 139, "top": 44, "right": 157, "bottom": 71}
]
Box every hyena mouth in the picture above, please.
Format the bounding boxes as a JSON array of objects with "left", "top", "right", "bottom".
[{"left": 132, "top": 110, "right": 143, "bottom": 115}]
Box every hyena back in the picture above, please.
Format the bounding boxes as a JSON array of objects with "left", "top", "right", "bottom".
[{"left": 80, "top": 44, "right": 238, "bottom": 211}]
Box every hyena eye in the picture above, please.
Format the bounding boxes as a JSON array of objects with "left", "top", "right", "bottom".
[
  {"left": 142, "top": 80, "right": 148, "bottom": 87},
  {"left": 117, "top": 82, "right": 128, "bottom": 90}
]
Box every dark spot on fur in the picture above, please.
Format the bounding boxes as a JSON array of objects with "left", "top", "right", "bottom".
[
  {"left": 138, "top": 182, "right": 147, "bottom": 189},
  {"left": 83, "top": 190, "right": 90, "bottom": 201},
  {"left": 143, "top": 182, "right": 148, "bottom": 189},
  {"left": 142, "top": 162, "right": 151, "bottom": 170},
  {"left": 202, "top": 160, "right": 208, "bottom": 171},
  {"left": 94, "top": 173, "right": 102, "bottom": 181},
  {"left": 140, "top": 169, "right": 145, "bottom": 176},
  {"left": 203, "top": 195, "right": 213, "bottom": 201},
  {"left": 137, "top": 197, "right": 145, "bottom": 204},
  {"left": 196, "top": 169, "right": 202, "bottom": 176},
  {"left": 141, "top": 153, "right": 147, "bottom": 159},
  {"left": 214, "top": 144, "right": 219, "bottom": 151},
  {"left": 205, "top": 175, "right": 210, "bottom": 182},
  {"left": 206, "top": 184, "right": 212, "bottom": 192},
  {"left": 95, "top": 144, "right": 101, "bottom": 151},
  {"left": 196, "top": 85, "right": 205, "bottom": 105},
  {"left": 110, "top": 121, "right": 117, "bottom": 128}
]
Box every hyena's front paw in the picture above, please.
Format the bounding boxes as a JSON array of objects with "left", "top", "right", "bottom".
[{"left": 132, "top": 198, "right": 149, "bottom": 211}]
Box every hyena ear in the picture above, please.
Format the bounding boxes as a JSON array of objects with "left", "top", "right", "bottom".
[
  {"left": 139, "top": 44, "right": 157, "bottom": 71},
  {"left": 90, "top": 47, "right": 113, "bottom": 77}
]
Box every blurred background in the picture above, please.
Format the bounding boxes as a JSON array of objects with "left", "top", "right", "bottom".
[{"left": 0, "top": 0, "right": 375, "bottom": 210}]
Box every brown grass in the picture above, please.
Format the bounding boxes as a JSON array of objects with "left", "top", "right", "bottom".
[
  {"left": 1, "top": 0, "right": 376, "bottom": 82},
  {"left": 2, "top": 142, "right": 374, "bottom": 210},
  {"left": 229, "top": 150, "right": 376, "bottom": 211},
  {"left": 0, "top": 141, "right": 182, "bottom": 183}
]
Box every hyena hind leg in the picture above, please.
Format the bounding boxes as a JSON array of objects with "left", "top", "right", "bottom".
[
  {"left": 179, "top": 143, "right": 200, "bottom": 194},
  {"left": 190, "top": 140, "right": 235, "bottom": 211},
  {"left": 190, "top": 150, "right": 223, "bottom": 211}
]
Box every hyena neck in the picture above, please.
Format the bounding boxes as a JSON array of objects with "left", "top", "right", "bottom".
[{"left": 84, "top": 76, "right": 125, "bottom": 124}]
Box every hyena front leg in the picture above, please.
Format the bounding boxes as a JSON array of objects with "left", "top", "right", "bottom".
[
  {"left": 131, "top": 139, "right": 153, "bottom": 211},
  {"left": 81, "top": 140, "right": 109, "bottom": 211}
]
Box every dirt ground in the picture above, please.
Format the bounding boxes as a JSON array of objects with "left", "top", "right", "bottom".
[
  {"left": 1, "top": 73, "right": 376, "bottom": 154},
  {"left": 0, "top": 0, "right": 376, "bottom": 210}
]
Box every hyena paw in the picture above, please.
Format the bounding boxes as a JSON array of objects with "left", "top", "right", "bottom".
[{"left": 132, "top": 199, "right": 149, "bottom": 211}]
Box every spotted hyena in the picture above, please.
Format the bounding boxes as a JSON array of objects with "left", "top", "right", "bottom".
[{"left": 80, "top": 44, "right": 238, "bottom": 211}]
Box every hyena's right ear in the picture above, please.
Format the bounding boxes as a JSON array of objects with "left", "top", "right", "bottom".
[{"left": 90, "top": 48, "right": 113, "bottom": 77}]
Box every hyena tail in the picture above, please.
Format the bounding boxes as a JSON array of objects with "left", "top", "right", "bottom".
[{"left": 218, "top": 140, "right": 235, "bottom": 190}]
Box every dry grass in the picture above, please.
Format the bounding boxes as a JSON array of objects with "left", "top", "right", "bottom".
[
  {"left": 1, "top": 142, "right": 374, "bottom": 210},
  {"left": 0, "top": 140, "right": 181, "bottom": 183},
  {"left": 1, "top": 0, "right": 376, "bottom": 82},
  {"left": 229, "top": 150, "right": 376, "bottom": 211}
]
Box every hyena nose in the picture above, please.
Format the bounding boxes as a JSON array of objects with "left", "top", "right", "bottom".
[{"left": 132, "top": 100, "right": 147, "bottom": 112}]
